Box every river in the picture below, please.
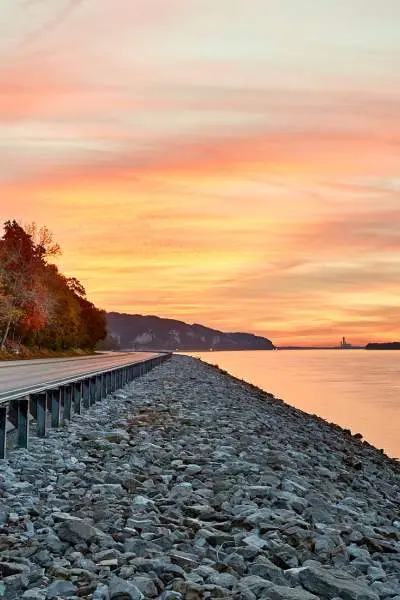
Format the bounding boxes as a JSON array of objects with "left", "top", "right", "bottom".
[{"left": 186, "top": 350, "right": 400, "bottom": 459}]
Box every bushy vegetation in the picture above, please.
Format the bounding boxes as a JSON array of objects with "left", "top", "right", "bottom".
[{"left": 0, "top": 220, "right": 106, "bottom": 354}]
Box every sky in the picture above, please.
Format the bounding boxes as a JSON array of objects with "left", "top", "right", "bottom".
[{"left": 1, "top": 0, "right": 399, "bottom": 345}]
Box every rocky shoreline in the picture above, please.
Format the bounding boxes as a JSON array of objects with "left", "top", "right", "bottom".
[{"left": 0, "top": 355, "right": 399, "bottom": 600}]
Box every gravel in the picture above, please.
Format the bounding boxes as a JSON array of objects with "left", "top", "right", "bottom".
[{"left": 0, "top": 355, "right": 399, "bottom": 599}]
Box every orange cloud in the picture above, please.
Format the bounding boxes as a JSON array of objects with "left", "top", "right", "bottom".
[{"left": 1, "top": 0, "right": 400, "bottom": 345}]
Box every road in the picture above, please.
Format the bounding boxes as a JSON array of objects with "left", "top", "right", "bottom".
[{"left": 0, "top": 352, "right": 160, "bottom": 403}]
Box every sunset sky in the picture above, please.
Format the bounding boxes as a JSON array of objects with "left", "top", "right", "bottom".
[{"left": 1, "top": 1, "right": 399, "bottom": 345}]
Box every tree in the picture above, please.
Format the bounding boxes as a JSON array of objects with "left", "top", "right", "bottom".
[
  {"left": 0, "top": 220, "right": 106, "bottom": 352},
  {"left": 66, "top": 277, "right": 86, "bottom": 297},
  {"left": 25, "top": 222, "right": 61, "bottom": 258},
  {"left": 0, "top": 221, "right": 41, "bottom": 349}
]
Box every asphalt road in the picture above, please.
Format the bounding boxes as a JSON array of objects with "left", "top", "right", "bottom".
[{"left": 0, "top": 352, "right": 159, "bottom": 402}]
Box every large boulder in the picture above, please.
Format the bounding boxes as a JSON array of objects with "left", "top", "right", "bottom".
[
  {"left": 54, "top": 513, "right": 108, "bottom": 544},
  {"left": 266, "top": 585, "right": 320, "bottom": 600},
  {"left": 299, "top": 564, "right": 379, "bottom": 600}
]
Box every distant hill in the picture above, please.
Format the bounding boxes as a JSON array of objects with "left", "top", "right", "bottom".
[
  {"left": 105, "top": 312, "right": 275, "bottom": 351},
  {"left": 366, "top": 342, "right": 400, "bottom": 350}
]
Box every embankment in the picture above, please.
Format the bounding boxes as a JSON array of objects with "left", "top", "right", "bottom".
[{"left": 0, "top": 355, "right": 399, "bottom": 600}]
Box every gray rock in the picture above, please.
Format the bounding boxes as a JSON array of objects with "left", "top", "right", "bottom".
[
  {"left": 92, "top": 586, "right": 110, "bottom": 600},
  {"left": 104, "top": 430, "right": 130, "bottom": 443},
  {"left": 22, "top": 590, "right": 47, "bottom": 600},
  {"left": 185, "top": 464, "right": 202, "bottom": 475},
  {"left": 93, "top": 549, "right": 119, "bottom": 563},
  {"left": 0, "top": 562, "right": 30, "bottom": 576},
  {"left": 299, "top": 564, "right": 380, "bottom": 600},
  {"left": 209, "top": 572, "right": 237, "bottom": 588},
  {"left": 249, "top": 557, "right": 286, "bottom": 585},
  {"left": 55, "top": 513, "right": 104, "bottom": 543},
  {"left": 367, "top": 566, "right": 386, "bottom": 582},
  {"left": 272, "top": 544, "right": 300, "bottom": 569},
  {"left": 131, "top": 576, "right": 158, "bottom": 597},
  {"left": 1, "top": 355, "right": 399, "bottom": 600},
  {"left": 131, "top": 495, "right": 154, "bottom": 508},
  {"left": 168, "top": 551, "right": 198, "bottom": 569},
  {"left": 266, "top": 585, "right": 320, "bottom": 600},
  {"left": 109, "top": 575, "right": 145, "bottom": 600},
  {"left": 46, "top": 579, "right": 77, "bottom": 599},
  {"left": 246, "top": 508, "right": 274, "bottom": 526},
  {"left": 244, "top": 533, "right": 268, "bottom": 550},
  {"left": 91, "top": 484, "right": 124, "bottom": 495},
  {"left": 158, "top": 593, "right": 183, "bottom": 600},
  {"left": 44, "top": 534, "right": 65, "bottom": 554},
  {"left": 224, "top": 552, "right": 247, "bottom": 576},
  {"left": 235, "top": 575, "right": 273, "bottom": 598}
]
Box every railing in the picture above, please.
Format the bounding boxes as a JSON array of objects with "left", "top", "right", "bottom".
[{"left": 0, "top": 353, "right": 171, "bottom": 459}]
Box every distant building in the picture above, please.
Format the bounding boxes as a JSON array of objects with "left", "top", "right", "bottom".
[{"left": 340, "top": 336, "right": 352, "bottom": 349}]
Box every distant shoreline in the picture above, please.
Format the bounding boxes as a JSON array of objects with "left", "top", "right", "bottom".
[{"left": 365, "top": 342, "right": 400, "bottom": 350}]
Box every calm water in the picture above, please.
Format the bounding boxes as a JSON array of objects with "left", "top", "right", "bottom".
[{"left": 188, "top": 350, "right": 400, "bottom": 459}]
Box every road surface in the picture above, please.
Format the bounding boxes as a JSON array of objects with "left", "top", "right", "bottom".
[{"left": 0, "top": 352, "right": 160, "bottom": 403}]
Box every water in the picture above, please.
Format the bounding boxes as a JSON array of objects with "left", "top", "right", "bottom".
[{"left": 188, "top": 350, "right": 400, "bottom": 459}]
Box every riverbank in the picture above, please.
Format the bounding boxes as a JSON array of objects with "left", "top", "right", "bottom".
[
  {"left": 189, "top": 349, "right": 400, "bottom": 458},
  {"left": 0, "top": 355, "right": 399, "bottom": 599}
]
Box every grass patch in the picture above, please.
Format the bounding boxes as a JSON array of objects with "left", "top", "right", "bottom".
[{"left": 0, "top": 347, "right": 95, "bottom": 361}]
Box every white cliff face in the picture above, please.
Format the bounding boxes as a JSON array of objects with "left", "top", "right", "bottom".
[
  {"left": 169, "top": 329, "right": 181, "bottom": 344},
  {"left": 132, "top": 331, "right": 155, "bottom": 345}
]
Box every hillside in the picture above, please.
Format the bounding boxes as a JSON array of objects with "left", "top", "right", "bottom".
[{"left": 106, "top": 312, "right": 275, "bottom": 351}]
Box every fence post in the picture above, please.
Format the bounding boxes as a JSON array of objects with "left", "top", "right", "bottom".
[
  {"left": 82, "top": 379, "right": 90, "bottom": 409},
  {"left": 73, "top": 381, "right": 82, "bottom": 414},
  {"left": 90, "top": 377, "right": 96, "bottom": 406},
  {"left": 63, "top": 385, "right": 72, "bottom": 421},
  {"left": 0, "top": 406, "right": 7, "bottom": 459},
  {"left": 17, "top": 396, "right": 29, "bottom": 448},
  {"left": 51, "top": 388, "right": 61, "bottom": 428},
  {"left": 36, "top": 392, "right": 47, "bottom": 437}
]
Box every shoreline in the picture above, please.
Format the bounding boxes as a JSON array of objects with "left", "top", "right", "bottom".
[
  {"left": 0, "top": 354, "right": 399, "bottom": 600},
  {"left": 201, "top": 358, "right": 400, "bottom": 465}
]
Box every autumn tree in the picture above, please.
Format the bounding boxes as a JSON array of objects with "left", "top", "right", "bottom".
[
  {"left": 0, "top": 220, "right": 106, "bottom": 352},
  {"left": 0, "top": 221, "right": 45, "bottom": 349}
]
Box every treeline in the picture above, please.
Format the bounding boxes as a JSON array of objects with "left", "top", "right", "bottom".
[
  {"left": 365, "top": 342, "right": 400, "bottom": 350},
  {"left": 0, "top": 220, "right": 106, "bottom": 352}
]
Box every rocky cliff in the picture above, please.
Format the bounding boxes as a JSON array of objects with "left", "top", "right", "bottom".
[{"left": 106, "top": 312, "right": 275, "bottom": 351}]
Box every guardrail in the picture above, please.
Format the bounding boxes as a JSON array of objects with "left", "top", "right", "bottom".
[{"left": 0, "top": 353, "right": 171, "bottom": 459}]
